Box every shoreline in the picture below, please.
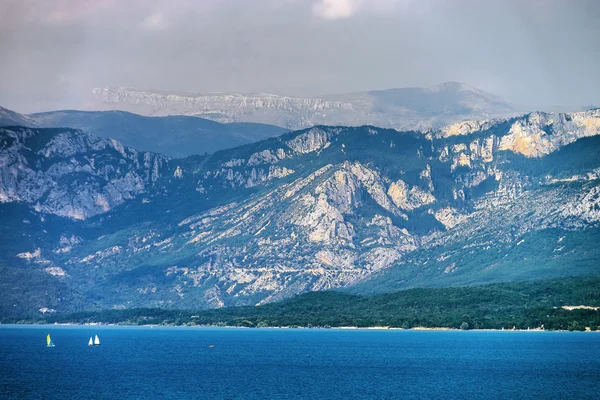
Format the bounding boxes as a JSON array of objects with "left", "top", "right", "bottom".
[{"left": 1, "top": 322, "right": 597, "bottom": 332}]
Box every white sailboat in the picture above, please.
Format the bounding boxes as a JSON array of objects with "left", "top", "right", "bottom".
[
  {"left": 88, "top": 337, "right": 93, "bottom": 346},
  {"left": 94, "top": 335, "right": 101, "bottom": 346}
]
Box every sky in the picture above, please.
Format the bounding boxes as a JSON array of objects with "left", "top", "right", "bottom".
[{"left": 0, "top": 0, "right": 599, "bottom": 113}]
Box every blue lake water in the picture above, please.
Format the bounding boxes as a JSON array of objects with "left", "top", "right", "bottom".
[{"left": 1, "top": 325, "right": 599, "bottom": 399}]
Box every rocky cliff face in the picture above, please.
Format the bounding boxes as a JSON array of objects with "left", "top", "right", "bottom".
[
  {"left": 86, "top": 83, "right": 521, "bottom": 130},
  {"left": 0, "top": 127, "right": 170, "bottom": 219},
  {"left": 441, "top": 110, "right": 600, "bottom": 157},
  {"left": 2, "top": 109, "right": 600, "bottom": 315}
]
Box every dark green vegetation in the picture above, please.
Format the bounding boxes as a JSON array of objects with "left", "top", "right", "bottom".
[
  {"left": 28, "top": 110, "right": 288, "bottom": 157},
  {"left": 16, "top": 276, "right": 600, "bottom": 331}
]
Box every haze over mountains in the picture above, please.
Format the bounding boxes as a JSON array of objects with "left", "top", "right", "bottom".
[
  {"left": 2, "top": 101, "right": 599, "bottom": 315},
  {"left": 87, "top": 82, "right": 523, "bottom": 131}
]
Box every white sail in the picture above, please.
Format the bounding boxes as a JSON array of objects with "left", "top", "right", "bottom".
[
  {"left": 94, "top": 335, "right": 100, "bottom": 345},
  {"left": 88, "top": 337, "right": 93, "bottom": 346}
]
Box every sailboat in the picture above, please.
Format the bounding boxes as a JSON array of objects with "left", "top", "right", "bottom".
[
  {"left": 88, "top": 335, "right": 101, "bottom": 346},
  {"left": 46, "top": 334, "right": 55, "bottom": 347}
]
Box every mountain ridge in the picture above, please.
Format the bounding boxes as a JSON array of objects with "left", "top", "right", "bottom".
[
  {"left": 1, "top": 109, "right": 600, "bottom": 315},
  {"left": 85, "top": 82, "right": 522, "bottom": 131}
]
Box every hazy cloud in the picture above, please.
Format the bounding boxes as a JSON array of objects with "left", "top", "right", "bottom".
[
  {"left": 0, "top": 0, "right": 117, "bottom": 26},
  {"left": 0, "top": 0, "right": 598, "bottom": 113},
  {"left": 312, "top": 0, "right": 359, "bottom": 19},
  {"left": 311, "top": 0, "right": 417, "bottom": 20},
  {"left": 142, "top": 11, "right": 167, "bottom": 30}
]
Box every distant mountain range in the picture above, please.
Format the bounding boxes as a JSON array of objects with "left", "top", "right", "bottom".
[
  {"left": 0, "top": 107, "right": 287, "bottom": 158},
  {"left": 2, "top": 108, "right": 599, "bottom": 316},
  {"left": 27, "top": 110, "right": 287, "bottom": 158},
  {"left": 86, "top": 82, "right": 523, "bottom": 130}
]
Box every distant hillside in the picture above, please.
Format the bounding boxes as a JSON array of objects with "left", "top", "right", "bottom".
[
  {"left": 28, "top": 110, "right": 288, "bottom": 157},
  {"left": 0, "top": 106, "right": 36, "bottom": 128},
  {"left": 86, "top": 82, "right": 522, "bottom": 130}
]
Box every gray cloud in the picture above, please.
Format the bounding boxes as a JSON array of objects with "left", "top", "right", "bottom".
[
  {"left": 312, "top": 0, "right": 360, "bottom": 19},
  {"left": 0, "top": 0, "right": 598, "bottom": 113}
]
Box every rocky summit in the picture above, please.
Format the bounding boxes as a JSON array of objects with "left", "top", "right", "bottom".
[{"left": 1, "top": 109, "right": 600, "bottom": 316}]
